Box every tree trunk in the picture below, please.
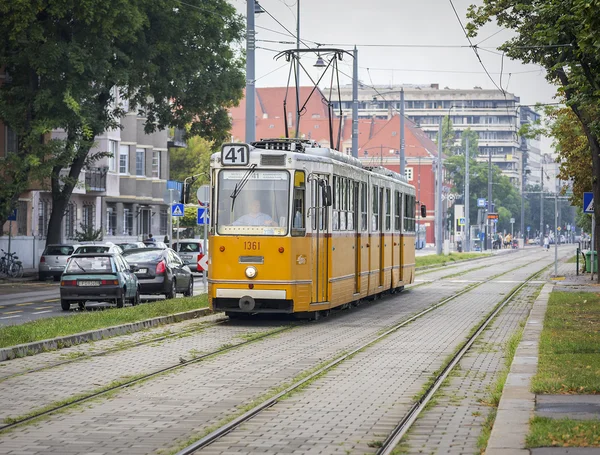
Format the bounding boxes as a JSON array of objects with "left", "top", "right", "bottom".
[{"left": 45, "top": 143, "right": 92, "bottom": 245}]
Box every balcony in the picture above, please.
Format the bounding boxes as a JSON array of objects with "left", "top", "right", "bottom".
[
  {"left": 85, "top": 167, "right": 108, "bottom": 192},
  {"left": 168, "top": 128, "right": 186, "bottom": 148}
]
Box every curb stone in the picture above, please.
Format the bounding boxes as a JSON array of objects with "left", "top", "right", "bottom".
[{"left": 0, "top": 307, "right": 211, "bottom": 361}]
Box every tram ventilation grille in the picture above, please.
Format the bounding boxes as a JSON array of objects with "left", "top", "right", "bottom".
[
  {"left": 260, "top": 155, "right": 286, "bottom": 166},
  {"left": 239, "top": 256, "right": 264, "bottom": 264}
]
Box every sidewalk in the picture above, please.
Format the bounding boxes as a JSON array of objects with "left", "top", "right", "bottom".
[{"left": 487, "top": 262, "right": 600, "bottom": 455}]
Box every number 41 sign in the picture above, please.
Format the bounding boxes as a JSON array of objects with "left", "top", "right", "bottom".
[{"left": 221, "top": 143, "right": 250, "bottom": 166}]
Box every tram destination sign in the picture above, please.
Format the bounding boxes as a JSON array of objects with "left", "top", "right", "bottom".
[{"left": 221, "top": 143, "right": 250, "bottom": 166}]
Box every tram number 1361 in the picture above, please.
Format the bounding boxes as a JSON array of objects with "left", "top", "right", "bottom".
[
  {"left": 244, "top": 241, "right": 260, "bottom": 251},
  {"left": 221, "top": 143, "right": 250, "bottom": 166}
]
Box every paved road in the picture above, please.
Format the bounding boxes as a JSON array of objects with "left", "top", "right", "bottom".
[{"left": 0, "top": 275, "right": 208, "bottom": 326}]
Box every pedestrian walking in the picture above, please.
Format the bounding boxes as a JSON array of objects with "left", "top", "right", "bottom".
[{"left": 544, "top": 236, "right": 549, "bottom": 250}]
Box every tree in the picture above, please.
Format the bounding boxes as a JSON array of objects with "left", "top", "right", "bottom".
[
  {"left": 467, "top": 0, "right": 600, "bottom": 280},
  {"left": 170, "top": 136, "right": 214, "bottom": 202},
  {"left": 0, "top": 0, "right": 245, "bottom": 243}
]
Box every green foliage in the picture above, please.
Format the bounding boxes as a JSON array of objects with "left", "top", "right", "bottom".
[
  {"left": 73, "top": 223, "right": 103, "bottom": 242},
  {"left": 169, "top": 135, "right": 214, "bottom": 196}
]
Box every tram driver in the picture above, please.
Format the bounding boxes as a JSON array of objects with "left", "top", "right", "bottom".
[{"left": 232, "top": 199, "right": 278, "bottom": 226}]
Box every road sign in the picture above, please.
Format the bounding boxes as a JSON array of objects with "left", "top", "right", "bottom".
[
  {"left": 487, "top": 212, "right": 498, "bottom": 220},
  {"left": 197, "top": 207, "right": 209, "bottom": 225},
  {"left": 477, "top": 198, "right": 486, "bottom": 208},
  {"left": 527, "top": 226, "right": 531, "bottom": 232},
  {"left": 197, "top": 254, "right": 209, "bottom": 272},
  {"left": 7, "top": 209, "right": 17, "bottom": 221},
  {"left": 458, "top": 217, "right": 465, "bottom": 226},
  {"left": 584, "top": 192, "right": 594, "bottom": 214},
  {"left": 196, "top": 185, "right": 210, "bottom": 206},
  {"left": 557, "top": 226, "right": 562, "bottom": 231},
  {"left": 171, "top": 203, "right": 185, "bottom": 217},
  {"left": 510, "top": 217, "right": 515, "bottom": 224},
  {"left": 447, "top": 194, "right": 455, "bottom": 201}
]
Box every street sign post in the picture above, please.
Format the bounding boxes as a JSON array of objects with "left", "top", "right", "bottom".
[
  {"left": 584, "top": 192, "right": 594, "bottom": 214},
  {"left": 196, "top": 185, "right": 210, "bottom": 206},
  {"left": 477, "top": 198, "right": 486, "bottom": 208}
]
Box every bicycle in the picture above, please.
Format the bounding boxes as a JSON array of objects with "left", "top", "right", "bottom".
[{"left": 0, "top": 249, "right": 23, "bottom": 278}]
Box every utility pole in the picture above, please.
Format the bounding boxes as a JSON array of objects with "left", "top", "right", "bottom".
[
  {"left": 540, "top": 165, "right": 544, "bottom": 244},
  {"left": 352, "top": 46, "right": 358, "bottom": 158},
  {"left": 245, "top": 0, "right": 256, "bottom": 143},
  {"left": 521, "top": 169, "right": 525, "bottom": 242},
  {"left": 554, "top": 192, "right": 558, "bottom": 276},
  {"left": 400, "top": 88, "right": 405, "bottom": 176},
  {"left": 436, "top": 117, "right": 443, "bottom": 255},
  {"left": 294, "top": 0, "right": 300, "bottom": 138},
  {"left": 465, "top": 135, "right": 470, "bottom": 252},
  {"left": 487, "top": 148, "right": 492, "bottom": 250}
]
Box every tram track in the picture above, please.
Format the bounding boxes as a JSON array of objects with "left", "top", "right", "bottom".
[{"left": 173, "top": 254, "right": 551, "bottom": 455}]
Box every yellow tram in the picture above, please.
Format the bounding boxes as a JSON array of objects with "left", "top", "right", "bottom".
[{"left": 208, "top": 138, "right": 422, "bottom": 319}]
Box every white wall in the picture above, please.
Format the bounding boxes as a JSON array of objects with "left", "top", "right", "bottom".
[{"left": 0, "top": 236, "right": 46, "bottom": 270}]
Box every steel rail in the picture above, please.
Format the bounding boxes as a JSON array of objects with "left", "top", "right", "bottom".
[
  {"left": 175, "top": 254, "right": 549, "bottom": 455},
  {"left": 0, "top": 323, "right": 297, "bottom": 432}
]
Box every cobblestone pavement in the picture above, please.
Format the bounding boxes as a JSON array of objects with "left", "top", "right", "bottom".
[
  {"left": 200, "top": 250, "right": 567, "bottom": 455},
  {"left": 0, "top": 248, "right": 566, "bottom": 455}
]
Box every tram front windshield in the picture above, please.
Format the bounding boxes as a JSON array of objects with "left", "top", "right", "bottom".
[{"left": 217, "top": 170, "right": 290, "bottom": 236}]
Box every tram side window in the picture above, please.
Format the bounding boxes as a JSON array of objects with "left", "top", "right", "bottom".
[
  {"left": 404, "top": 194, "right": 416, "bottom": 232},
  {"left": 340, "top": 178, "right": 347, "bottom": 230},
  {"left": 311, "top": 178, "right": 327, "bottom": 231},
  {"left": 333, "top": 176, "right": 339, "bottom": 231},
  {"left": 385, "top": 188, "right": 391, "bottom": 231},
  {"left": 372, "top": 185, "right": 379, "bottom": 231},
  {"left": 292, "top": 171, "right": 306, "bottom": 236},
  {"left": 394, "top": 191, "right": 402, "bottom": 231},
  {"left": 360, "top": 182, "right": 367, "bottom": 231},
  {"left": 348, "top": 180, "right": 355, "bottom": 230}
]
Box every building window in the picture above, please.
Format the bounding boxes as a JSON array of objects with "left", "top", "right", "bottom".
[
  {"left": 123, "top": 207, "right": 133, "bottom": 235},
  {"left": 38, "top": 199, "right": 51, "bottom": 238},
  {"left": 119, "top": 145, "right": 129, "bottom": 174},
  {"left": 108, "top": 140, "right": 118, "bottom": 172},
  {"left": 82, "top": 203, "right": 95, "bottom": 229},
  {"left": 17, "top": 201, "right": 27, "bottom": 235},
  {"left": 160, "top": 209, "right": 168, "bottom": 236},
  {"left": 5, "top": 125, "right": 18, "bottom": 155},
  {"left": 405, "top": 167, "right": 414, "bottom": 181},
  {"left": 152, "top": 150, "right": 160, "bottom": 178},
  {"left": 65, "top": 202, "right": 77, "bottom": 239},
  {"left": 106, "top": 205, "right": 117, "bottom": 236},
  {"left": 136, "top": 148, "right": 145, "bottom": 176}
]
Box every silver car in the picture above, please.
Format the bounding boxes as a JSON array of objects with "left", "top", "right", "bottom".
[
  {"left": 173, "top": 240, "right": 209, "bottom": 273},
  {"left": 39, "top": 244, "right": 79, "bottom": 281}
]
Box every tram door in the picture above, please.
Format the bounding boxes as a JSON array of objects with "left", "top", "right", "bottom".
[{"left": 311, "top": 177, "right": 330, "bottom": 303}]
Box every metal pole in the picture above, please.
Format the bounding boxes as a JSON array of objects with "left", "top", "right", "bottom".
[
  {"left": 245, "top": 0, "right": 256, "bottom": 143},
  {"left": 352, "top": 46, "right": 358, "bottom": 158},
  {"left": 400, "top": 88, "right": 405, "bottom": 176},
  {"left": 417, "top": 155, "right": 421, "bottom": 249},
  {"left": 465, "top": 135, "right": 470, "bottom": 252},
  {"left": 294, "top": 0, "right": 300, "bottom": 138},
  {"left": 592, "top": 213, "right": 595, "bottom": 281},
  {"left": 203, "top": 211, "right": 207, "bottom": 292},
  {"left": 521, "top": 170, "right": 525, "bottom": 242},
  {"left": 488, "top": 148, "right": 492, "bottom": 250},
  {"left": 540, "top": 165, "right": 544, "bottom": 244},
  {"left": 436, "top": 117, "right": 443, "bottom": 255},
  {"left": 555, "top": 192, "right": 558, "bottom": 276},
  {"left": 177, "top": 215, "right": 180, "bottom": 248},
  {"left": 8, "top": 219, "right": 12, "bottom": 259},
  {"left": 168, "top": 189, "right": 174, "bottom": 248}
]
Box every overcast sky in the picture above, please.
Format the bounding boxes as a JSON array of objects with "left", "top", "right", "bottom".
[{"left": 229, "top": 0, "right": 557, "bottom": 105}]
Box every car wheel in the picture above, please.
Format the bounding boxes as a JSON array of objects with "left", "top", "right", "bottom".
[
  {"left": 78, "top": 301, "right": 86, "bottom": 310},
  {"left": 165, "top": 280, "right": 176, "bottom": 299},
  {"left": 61, "top": 300, "right": 71, "bottom": 311},
  {"left": 183, "top": 278, "right": 193, "bottom": 297},
  {"left": 131, "top": 287, "right": 140, "bottom": 306},
  {"left": 116, "top": 290, "right": 126, "bottom": 308}
]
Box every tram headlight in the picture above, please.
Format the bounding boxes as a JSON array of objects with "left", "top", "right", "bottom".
[{"left": 245, "top": 266, "right": 257, "bottom": 279}]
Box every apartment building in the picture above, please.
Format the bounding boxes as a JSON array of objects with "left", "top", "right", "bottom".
[{"left": 330, "top": 84, "right": 542, "bottom": 189}]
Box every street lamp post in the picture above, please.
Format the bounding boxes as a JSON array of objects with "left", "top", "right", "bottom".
[
  {"left": 436, "top": 116, "right": 443, "bottom": 255},
  {"left": 487, "top": 146, "right": 493, "bottom": 250}
]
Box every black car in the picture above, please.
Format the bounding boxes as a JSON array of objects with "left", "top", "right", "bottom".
[{"left": 122, "top": 248, "right": 193, "bottom": 298}]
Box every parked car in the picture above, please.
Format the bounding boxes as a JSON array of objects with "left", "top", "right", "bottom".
[
  {"left": 143, "top": 241, "right": 168, "bottom": 249},
  {"left": 173, "top": 239, "right": 209, "bottom": 273},
  {"left": 60, "top": 253, "right": 139, "bottom": 311},
  {"left": 116, "top": 242, "right": 146, "bottom": 251},
  {"left": 39, "top": 244, "right": 79, "bottom": 281},
  {"left": 122, "top": 248, "right": 193, "bottom": 298},
  {"left": 73, "top": 243, "right": 123, "bottom": 255}
]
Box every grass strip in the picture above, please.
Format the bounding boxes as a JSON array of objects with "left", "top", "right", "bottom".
[
  {"left": 531, "top": 291, "right": 600, "bottom": 394},
  {"left": 527, "top": 417, "right": 600, "bottom": 448},
  {"left": 415, "top": 252, "right": 489, "bottom": 268},
  {"left": 0, "top": 295, "right": 208, "bottom": 349}
]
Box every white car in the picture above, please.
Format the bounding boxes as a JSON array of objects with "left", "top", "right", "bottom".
[
  {"left": 173, "top": 239, "right": 209, "bottom": 273},
  {"left": 73, "top": 243, "right": 124, "bottom": 255}
]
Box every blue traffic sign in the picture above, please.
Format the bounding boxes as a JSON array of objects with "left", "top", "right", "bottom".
[
  {"left": 7, "top": 209, "right": 17, "bottom": 221},
  {"left": 584, "top": 192, "right": 594, "bottom": 214},
  {"left": 477, "top": 198, "right": 486, "bottom": 208},
  {"left": 527, "top": 226, "right": 531, "bottom": 232},
  {"left": 458, "top": 217, "right": 465, "bottom": 226},
  {"left": 171, "top": 203, "right": 185, "bottom": 217},
  {"left": 197, "top": 207, "right": 209, "bottom": 225}
]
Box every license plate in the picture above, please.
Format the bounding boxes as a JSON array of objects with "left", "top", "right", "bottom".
[
  {"left": 181, "top": 255, "right": 192, "bottom": 260},
  {"left": 78, "top": 281, "right": 100, "bottom": 287},
  {"left": 136, "top": 268, "right": 147, "bottom": 274}
]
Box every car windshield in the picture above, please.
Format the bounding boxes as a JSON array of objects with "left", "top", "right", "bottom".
[
  {"left": 75, "top": 246, "right": 109, "bottom": 254},
  {"left": 217, "top": 169, "right": 290, "bottom": 236},
  {"left": 65, "top": 256, "right": 113, "bottom": 273},
  {"left": 175, "top": 243, "right": 200, "bottom": 253},
  {"left": 117, "top": 243, "right": 138, "bottom": 250},
  {"left": 123, "top": 250, "right": 164, "bottom": 262},
  {"left": 44, "top": 246, "right": 74, "bottom": 256}
]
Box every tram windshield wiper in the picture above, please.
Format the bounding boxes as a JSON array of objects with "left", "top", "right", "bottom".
[{"left": 230, "top": 164, "right": 257, "bottom": 212}]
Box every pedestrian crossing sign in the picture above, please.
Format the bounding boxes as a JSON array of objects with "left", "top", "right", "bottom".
[
  {"left": 584, "top": 192, "right": 594, "bottom": 214},
  {"left": 171, "top": 203, "right": 185, "bottom": 217}
]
